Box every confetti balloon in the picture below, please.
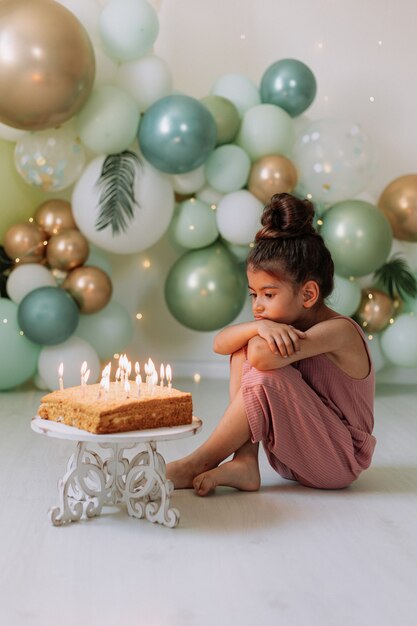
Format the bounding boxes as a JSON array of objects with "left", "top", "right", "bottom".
[{"left": 14, "top": 126, "right": 86, "bottom": 192}]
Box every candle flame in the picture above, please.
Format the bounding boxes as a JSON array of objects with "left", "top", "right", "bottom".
[
  {"left": 166, "top": 364, "right": 172, "bottom": 382},
  {"left": 135, "top": 361, "right": 140, "bottom": 375},
  {"left": 58, "top": 362, "right": 64, "bottom": 377},
  {"left": 160, "top": 363, "right": 165, "bottom": 380}
]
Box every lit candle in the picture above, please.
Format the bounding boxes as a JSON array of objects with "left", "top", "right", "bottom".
[
  {"left": 166, "top": 364, "right": 172, "bottom": 389},
  {"left": 58, "top": 362, "right": 64, "bottom": 391},
  {"left": 151, "top": 370, "right": 158, "bottom": 395},
  {"left": 160, "top": 363, "right": 165, "bottom": 388},
  {"left": 136, "top": 373, "right": 142, "bottom": 397}
]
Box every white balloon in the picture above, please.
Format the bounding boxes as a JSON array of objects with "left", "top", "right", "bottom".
[
  {"left": 197, "top": 185, "right": 224, "bottom": 207},
  {"left": 38, "top": 336, "right": 100, "bottom": 391},
  {"left": 33, "top": 372, "right": 50, "bottom": 391},
  {"left": 211, "top": 73, "right": 260, "bottom": 117},
  {"left": 55, "top": 0, "right": 101, "bottom": 43},
  {"left": 72, "top": 155, "right": 175, "bottom": 254},
  {"left": 380, "top": 314, "right": 417, "bottom": 367},
  {"left": 171, "top": 166, "right": 206, "bottom": 194},
  {"left": 116, "top": 55, "right": 173, "bottom": 112},
  {"left": 216, "top": 190, "right": 263, "bottom": 245},
  {"left": 6, "top": 264, "right": 56, "bottom": 304},
  {"left": 0, "top": 122, "right": 26, "bottom": 142}
]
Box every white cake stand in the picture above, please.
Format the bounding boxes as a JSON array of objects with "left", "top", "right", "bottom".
[{"left": 31, "top": 416, "right": 202, "bottom": 528}]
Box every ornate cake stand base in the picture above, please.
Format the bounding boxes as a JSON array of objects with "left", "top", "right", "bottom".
[{"left": 31, "top": 417, "right": 202, "bottom": 528}]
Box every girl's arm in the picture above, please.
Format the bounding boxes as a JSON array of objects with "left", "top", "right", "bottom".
[
  {"left": 214, "top": 320, "right": 306, "bottom": 356},
  {"left": 247, "top": 317, "right": 366, "bottom": 372}
]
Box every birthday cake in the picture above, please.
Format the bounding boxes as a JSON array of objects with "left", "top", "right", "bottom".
[{"left": 38, "top": 382, "right": 193, "bottom": 434}]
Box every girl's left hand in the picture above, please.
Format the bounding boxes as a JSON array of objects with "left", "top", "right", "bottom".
[{"left": 257, "top": 321, "right": 307, "bottom": 357}]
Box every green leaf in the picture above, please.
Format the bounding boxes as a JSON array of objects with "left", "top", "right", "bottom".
[
  {"left": 373, "top": 255, "right": 417, "bottom": 300},
  {"left": 95, "top": 151, "right": 142, "bottom": 235}
]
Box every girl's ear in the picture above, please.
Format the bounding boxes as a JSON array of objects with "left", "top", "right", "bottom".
[{"left": 302, "top": 280, "right": 320, "bottom": 308}]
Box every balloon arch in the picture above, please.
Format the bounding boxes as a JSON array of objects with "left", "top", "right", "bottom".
[{"left": 0, "top": 0, "right": 416, "bottom": 391}]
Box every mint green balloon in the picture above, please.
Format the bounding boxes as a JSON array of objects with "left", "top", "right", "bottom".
[
  {"left": 321, "top": 200, "right": 392, "bottom": 277},
  {"left": 200, "top": 95, "right": 240, "bottom": 145},
  {"left": 236, "top": 104, "right": 295, "bottom": 160},
  {"left": 326, "top": 275, "right": 361, "bottom": 316},
  {"left": 380, "top": 314, "right": 417, "bottom": 367},
  {"left": 0, "top": 298, "right": 40, "bottom": 390},
  {"left": 165, "top": 243, "right": 247, "bottom": 331},
  {"left": 223, "top": 240, "right": 251, "bottom": 264},
  {"left": 76, "top": 85, "right": 140, "bottom": 154},
  {"left": 75, "top": 300, "right": 134, "bottom": 361},
  {"left": 169, "top": 199, "right": 219, "bottom": 250},
  {"left": 205, "top": 144, "right": 251, "bottom": 193},
  {"left": 402, "top": 269, "right": 417, "bottom": 315}
]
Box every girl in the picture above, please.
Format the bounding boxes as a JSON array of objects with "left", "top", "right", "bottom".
[{"left": 167, "top": 193, "right": 376, "bottom": 496}]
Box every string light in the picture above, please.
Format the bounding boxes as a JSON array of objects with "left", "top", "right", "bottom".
[
  {"left": 193, "top": 373, "right": 201, "bottom": 383},
  {"left": 136, "top": 313, "right": 143, "bottom": 320},
  {"left": 369, "top": 96, "right": 375, "bottom": 102},
  {"left": 142, "top": 259, "right": 151, "bottom": 268}
]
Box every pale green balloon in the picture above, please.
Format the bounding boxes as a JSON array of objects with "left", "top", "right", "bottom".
[
  {"left": 205, "top": 144, "right": 251, "bottom": 193},
  {"left": 320, "top": 200, "right": 392, "bottom": 277},
  {"left": 86, "top": 245, "right": 113, "bottom": 277},
  {"left": 236, "top": 104, "right": 295, "bottom": 161},
  {"left": 165, "top": 243, "right": 247, "bottom": 331},
  {"left": 99, "top": 0, "right": 159, "bottom": 62},
  {"left": 0, "top": 298, "right": 40, "bottom": 390},
  {"left": 75, "top": 300, "right": 134, "bottom": 361},
  {"left": 211, "top": 73, "right": 260, "bottom": 117},
  {"left": 223, "top": 240, "right": 252, "bottom": 264},
  {"left": 326, "top": 275, "right": 362, "bottom": 316},
  {"left": 200, "top": 95, "right": 240, "bottom": 145},
  {"left": 76, "top": 85, "right": 140, "bottom": 154},
  {"left": 169, "top": 199, "right": 219, "bottom": 250},
  {"left": 380, "top": 314, "right": 417, "bottom": 367}
]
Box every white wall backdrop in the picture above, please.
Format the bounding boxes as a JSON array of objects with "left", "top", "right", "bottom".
[{"left": 108, "top": 0, "right": 417, "bottom": 376}]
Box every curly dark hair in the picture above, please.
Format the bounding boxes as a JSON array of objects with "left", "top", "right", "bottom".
[{"left": 247, "top": 193, "right": 334, "bottom": 300}]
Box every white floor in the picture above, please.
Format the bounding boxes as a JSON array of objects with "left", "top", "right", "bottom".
[{"left": 1, "top": 377, "right": 417, "bottom": 626}]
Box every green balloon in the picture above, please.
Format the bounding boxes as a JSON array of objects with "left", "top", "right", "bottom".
[
  {"left": 0, "top": 298, "right": 40, "bottom": 390},
  {"left": 200, "top": 95, "right": 240, "bottom": 145},
  {"left": 321, "top": 200, "right": 392, "bottom": 277},
  {"left": 260, "top": 58, "right": 317, "bottom": 117},
  {"left": 75, "top": 300, "right": 133, "bottom": 361},
  {"left": 18, "top": 286, "right": 80, "bottom": 345},
  {"left": 165, "top": 243, "right": 247, "bottom": 331},
  {"left": 169, "top": 199, "right": 219, "bottom": 249},
  {"left": 326, "top": 275, "right": 362, "bottom": 316}
]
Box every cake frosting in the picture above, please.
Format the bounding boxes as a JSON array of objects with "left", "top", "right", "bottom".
[{"left": 38, "top": 382, "right": 193, "bottom": 434}]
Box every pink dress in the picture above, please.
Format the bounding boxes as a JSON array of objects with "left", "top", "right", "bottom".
[{"left": 241, "top": 316, "right": 376, "bottom": 489}]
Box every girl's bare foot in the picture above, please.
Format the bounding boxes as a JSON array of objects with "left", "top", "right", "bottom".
[
  {"left": 193, "top": 456, "right": 261, "bottom": 497},
  {"left": 166, "top": 459, "right": 196, "bottom": 489}
]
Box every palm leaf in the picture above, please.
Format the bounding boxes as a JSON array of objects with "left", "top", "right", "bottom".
[
  {"left": 95, "top": 151, "right": 142, "bottom": 235},
  {"left": 373, "top": 255, "right": 417, "bottom": 300}
]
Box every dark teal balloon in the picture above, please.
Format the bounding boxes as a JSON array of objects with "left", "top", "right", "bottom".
[
  {"left": 138, "top": 94, "right": 217, "bottom": 174},
  {"left": 260, "top": 58, "right": 317, "bottom": 117},
  {"left": 18, "top": 286, "right": 80, "bottom": 345},
  {"left": 165, "top": 243, "right": 247, "bottom": 331}
]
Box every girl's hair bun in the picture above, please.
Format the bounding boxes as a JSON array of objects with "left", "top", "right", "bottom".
[{"left": 255, "top": 193, "right": 316, "bottom": 241}]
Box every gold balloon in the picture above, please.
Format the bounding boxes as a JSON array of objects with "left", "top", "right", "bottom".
[
  {"left": 378, "top": 174, "right": 417, "bottom": 242},
  {"left": 248, "top": 155, "right": 298, "bottom": 204},
  {"left": 62, "top": 266, "right": 113, "bottom": 314},
  {"left": 34, "top": 199, "right": 77, "bottom": 237},
  {"left": 0, "top": 0, "right": 95, "bottom": 130},
  {"left": 46, "top": 229, "right": 89, "bottom": 271},
  {"left": 356, "top": 289, "right": 395, "bottom": 333},
  {"left": 4, "top": 222, "right": 46, "bottom": 263}
]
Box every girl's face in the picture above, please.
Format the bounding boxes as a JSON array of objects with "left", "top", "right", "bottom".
[{"left": 247, "top": 268, "right": 304, "bottom": 324}]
